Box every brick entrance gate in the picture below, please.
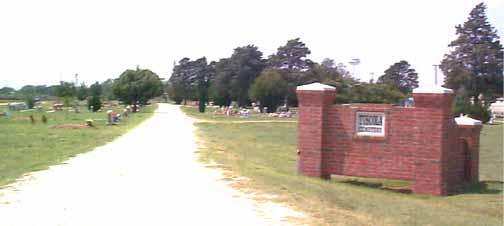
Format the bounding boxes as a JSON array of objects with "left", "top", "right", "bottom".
[{"left": 296, "top": 83, "right": 482, "bottom": 195}]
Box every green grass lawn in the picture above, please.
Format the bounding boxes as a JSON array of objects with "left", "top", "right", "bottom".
[
  {"left": 480, "top": 124, "right": 503, "bottom": 182},
  {"left": 0, "top": 103, "right": 156, "bottom": 187},
  {"left": 185, "top": 106, "right": 503, "bottom": 226}
]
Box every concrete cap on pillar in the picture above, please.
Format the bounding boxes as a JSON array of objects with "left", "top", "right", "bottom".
[
  {"left": 297, "top": 82, "right": 336, "bottom": 91},
  {"left": 413, "top": 86, "right": 453, "bottom": 94},
  {"left": 455, "top": 114, "right": 482, "bottom": 126}
]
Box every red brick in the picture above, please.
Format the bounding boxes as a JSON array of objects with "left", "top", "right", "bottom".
[{"left": 296, "top": 88, "right": 481, "bottom": 196}]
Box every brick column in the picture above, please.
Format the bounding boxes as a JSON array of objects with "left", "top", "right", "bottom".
[
  {"left": 411, "top": 86, "right": 454, "bottom": 195},
  {"left": 455, "top": 116, "right": 483, "bottom": 184},
  {"left": 296, "top": 83, "right": 336, "bottom": 179}
]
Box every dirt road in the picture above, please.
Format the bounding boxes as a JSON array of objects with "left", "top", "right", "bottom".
[{"left": 0, "top": 104, "right": 304, "bottom": 226}]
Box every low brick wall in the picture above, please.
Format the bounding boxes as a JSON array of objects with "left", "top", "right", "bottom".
[{"left": 296, "top": 83, "right": 482, "bottom": 195}]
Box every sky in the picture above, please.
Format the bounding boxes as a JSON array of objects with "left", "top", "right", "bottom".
[{"left": 0, "top": 0, "right": 503, "bottom": 89}]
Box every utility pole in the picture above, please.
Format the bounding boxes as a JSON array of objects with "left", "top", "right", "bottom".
[
  {"left": 433, "top": 64, "right": 440, "bottom": 86},
  {"left": 75, "top": 73, "right": 79, "bottom": 85},
  {"left": 369, "top": 72, "right": 375, "bottom": 83}
]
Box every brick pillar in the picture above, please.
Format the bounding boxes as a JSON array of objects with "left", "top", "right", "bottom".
[
  {"left": 411, "top": 86, "right": 455, "bottom": 195},
  {"left": 455, "top": 116, "right": 483, "bottom": 184},
  {"left": 296, "top": 83, "right": 336, "bottom": 179}
]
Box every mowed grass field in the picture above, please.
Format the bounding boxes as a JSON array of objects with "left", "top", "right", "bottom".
[
  {"left": 0, "top": 102, "right": 156, "bottom": 187},
  {"left": 182, "top": 106, "right": 503, "bottom": 226}
]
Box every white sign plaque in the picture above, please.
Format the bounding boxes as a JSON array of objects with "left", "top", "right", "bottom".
[{"left": 356, "top": 112, "right": 385, "bottom": 136}]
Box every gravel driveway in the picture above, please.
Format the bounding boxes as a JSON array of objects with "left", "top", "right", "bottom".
[{"left": 0, "top": 104, "right": 305, "bottom": 226}]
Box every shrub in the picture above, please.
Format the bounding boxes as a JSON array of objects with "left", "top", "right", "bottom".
[
  {"left": 249, "top": 69, "right": 288, "bottom": 113},
  {"left": 24, "top": 95, "right": 35, "bottom": 109},
  {"left": 41, "top": 115, "right": 47, "bottom": 123},
  {"left": 467, "top": 104, "right": 491, "bottom": 123},
  {"left": 87, "top": 96, "right": 102, "bottom": 112},
  {"left": 453, "top": 88, "right": 491, "bottom": 123}
]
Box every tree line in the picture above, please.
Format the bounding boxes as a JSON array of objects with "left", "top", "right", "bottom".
[
  {"left": 2, "top": 3, "right": 500, "bottom": 119},
  {"left": 167, "top": 38, "right": 418, "bottom": 113},
  {"left": 168, "top": 2, "right": 502, "bottom": 119},
  {"left": 1, "top": 67, "right": 164, "bottom": 112}
]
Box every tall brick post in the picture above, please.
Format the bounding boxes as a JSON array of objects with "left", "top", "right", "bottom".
[
  {"left": 455, "top": 115, "right": 482, "bottom": 184},
  {"left": 296, "top": 83, "right": 336, "bottom": 179},
  {"left": 411, "top": 86, "right": 455, "bottom": 195}
]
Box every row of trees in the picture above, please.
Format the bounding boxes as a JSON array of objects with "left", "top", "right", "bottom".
[
  {"left": 4, "top": 3, "right": 497, "bottom": 118},
  {"left": 168, "top": 2, "right": 501, "bottom": 120},
  {"left": 1, "top": 67, "right": 164, "bottom": 112},
  {"left": 168, "top": 39, "right": 419, "bottom": 113}
]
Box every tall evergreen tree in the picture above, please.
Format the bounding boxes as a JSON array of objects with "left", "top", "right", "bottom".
[
  {"left": 168, "top": 57, "right": 214, "bottom": 112},
  {"left": 212, "top": 45, "right": 266, "bottom": 106},
  {"left": 211, "top": 58, "right": 233, "bottom": 106},
  {"left": 76, "top": 83, "right": 88, "bottom": 101},
  {"left": 191, "top": 57, "right": 215, "bottom": 113},
  {"left": 268, "top": 38, "right": 315, "bottom": 105},
  {"left": 440, "top": 2, "right": 503, "bottom": 102},
  {"left": 228, "top": 45, "right": 266, "bottom": 106},
  {"left": 377, "top": 60, "right": 419, "bottom": 94},
  {"left": 87, "top": 82, "right": 102, "bottom": 112},
  {"left": 168, "top": 58, "right": 194, "bottom": 105}
]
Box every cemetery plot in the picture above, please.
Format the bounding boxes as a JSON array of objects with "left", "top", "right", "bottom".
[
  {"left": 188, "top": 112, "right": 503, "bottom": 226},
  {"left": 0, "top": 101, "right": 156, "bottom": 187}
]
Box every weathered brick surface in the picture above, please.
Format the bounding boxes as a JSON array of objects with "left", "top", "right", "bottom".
[{"left": 296, "top": 89, "right": 482, "bottom": 196}]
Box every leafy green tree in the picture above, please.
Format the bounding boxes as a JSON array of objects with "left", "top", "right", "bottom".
[
  {"left": 191, "top": 57, "right": 215, "bottom": 113},
  {"left": 76, "top": 83, "right": 88, "bottom": 101},
  {"left": 19, "top": 85, "right": 36, "bottom": 96},
  {"left": 34, "top": 85, "right": 50, "bottom": 96},
  {"left": 87, "top": 96, "right": 102, "bottom": 112},
  {"left": 169, "top": 57, "right": 215, "bottom": 112},
  {"left": 23, "top": 92, "right": 36, "bottom": 109},
  {"left": 56, "top": 82, "right": 76, "bottom": 106},
  {"left": 377, "top": 60, "right": 419, "bottom": 94},
  {"left": 308, "top": 58, "right": 348, "bottom": 84},
  {"left": 113, "top": 67, "right": 163, "bottom": 110},
  {"left": 453, "top": 87, "right": 491, "bottom": 123},
  {"left": 0, "top": 87, "right": 15, "bottom": 99},
  {"left": 101, "top": 79, "right": 116, "bottom": 100},
  {"left": 225, "top": 45, "right": 266, "bottom": 106},
  {"left": 268, "top": 38, "right": 315, "bottom": 105},
  {"left": 47, "top": 85, "right": 59, "bottom": 97},
  {"left": 15, "top": 85, "right": 54, "bottom": 100},
  {"left": 87, "top": 82, "right": 102, "bottom": 112},
  {"left": 249, "top": 68, "right": 288, "bottom": 112},
  {"left": 348, "top": 83, "right": 405, "bottom": 104},
  {"left": 89, "top": 82, "right": 102, "bottom": 96},
  {"left": 440, "top": 2, "right": 503, "bottom": 102},
  {"left": 308, "top": 60, "right": 359, "bottom": 103},
  {"left": 211, "top": 58, "right": 233, "bottom": 106},
  {"left": 211, "top": 45, "right": 266, "bottom": 107},
  {"left": 166, "top": 82, "right": 185, "bottom": 104},
  {"left": 168, "top": 58, "right": 194, "bottom": 105}
]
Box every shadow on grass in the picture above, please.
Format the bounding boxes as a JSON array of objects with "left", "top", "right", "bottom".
[
  {"left": 452, "top": 181, "right": 503, "bottom": 195},
  {"left": 341, "top": 180, "right": 413, "bottom": 194},
  {"left": 341, "top": 180, "right": 503, "bottom": 195}
]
